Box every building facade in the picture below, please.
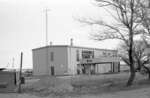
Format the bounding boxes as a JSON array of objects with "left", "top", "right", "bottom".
[{"left": 32, "top": 45, "right": 120, "bottom": 76}]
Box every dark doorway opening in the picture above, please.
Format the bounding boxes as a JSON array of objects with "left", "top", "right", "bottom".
[{"left": 51, "top": 66, "right": 55, "bottom": 76}]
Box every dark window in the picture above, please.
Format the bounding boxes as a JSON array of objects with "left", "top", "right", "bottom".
[
  {"left": 76, "top": 50, "right": 80, "bottom": 61},
  {"left": 82, "top": 50, "right": 94, "bottom": 59},
  {"left": 50, "top": 52, "right": 54, "bottom": 61},
  {"left": 108, "top": 53, "right": 111, "bottom": 56},
  {"left": 103, "top": 52, "right": 106, "bottom": 56},
  {"left": 92, "top": 51, "right": 94, "bottom": 58}
]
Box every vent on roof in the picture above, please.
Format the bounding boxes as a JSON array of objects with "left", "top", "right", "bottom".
[
  {"left": 70, "top": 38, "right": 73, "bottom": 46},
  {"left": 50, "top": 41, "right": 53, "bottom": 46}
]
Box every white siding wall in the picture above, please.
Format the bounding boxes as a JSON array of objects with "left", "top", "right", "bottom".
[
  {"left": 94, "top": 50, "right": 117, "bottom": 58},
  {"left": 67, "top": 47, "right": 117, "bottom": 75},
  {"left": 67, "top": 47, "right": 95, "bottom": 75},
  {"left": 67, "top": 47, "right": 118, "bottom": 75},
  {"left": 96, "top": 63, "right": 111, "bottom": 73},
  {"left": 67, "top": 47, "right": 79, "bottom": 75},
  {"left": 94, "top": 50, "right": 103, "bottom": 58}
]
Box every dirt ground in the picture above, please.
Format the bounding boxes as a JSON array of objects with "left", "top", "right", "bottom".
[
  {"left": 1, "top": 72, "right": 150, "bottom": 98},
  {"left": 1, "top": 87, "right": 150, "bottom": 98}
]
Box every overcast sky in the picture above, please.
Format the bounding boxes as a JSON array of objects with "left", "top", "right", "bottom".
[{"left": 0, "top": 0, "right": 119, "bottom": 69}]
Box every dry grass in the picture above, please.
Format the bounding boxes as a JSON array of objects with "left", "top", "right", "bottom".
[
  {"left": 22, "top": 76, "right": 73, "bottom": 96},
  {"left": 71, "top": 72, "right": 150, "bottom": 95},
  {"left": 22, "top": 72, "right": 150, "bottom": 97}
]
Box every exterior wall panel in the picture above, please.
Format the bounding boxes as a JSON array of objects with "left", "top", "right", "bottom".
[
  {"left": 48, "top": 47, "right": 68, "bottom": 75},
  {"left": 32, "top": 46, "right": 68, "bottom": 76},
  {"left": 32, "top": 48, "right": 49, "bottom": 75},
  {"left": 67, "top": 47, "right": 79, "bottom": 75},
  {"left": 96, "top": 63, "right": 111, "bottom": 73}
]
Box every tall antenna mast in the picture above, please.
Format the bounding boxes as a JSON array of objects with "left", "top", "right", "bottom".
[{"left": 44, "top": 8, "right": 50, "bottom": 46}]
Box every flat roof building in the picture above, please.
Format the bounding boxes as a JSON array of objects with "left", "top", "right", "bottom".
[{"left": 32, "top": 45, "right": 120, "bottom": 76}]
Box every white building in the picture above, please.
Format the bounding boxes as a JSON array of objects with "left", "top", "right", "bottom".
[{"left": 32, "top": 45, "right": 120, "bottom": 76}]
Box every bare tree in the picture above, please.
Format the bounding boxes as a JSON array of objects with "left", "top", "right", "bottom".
[
  {"left": 77, "top": 0, "right": 149, "bottom": 86},
  {"left": 137, "top": 0, "right": 150, "bottom": 42},
  {"left": 118, "top": 40, "right": 150, "bottom": 79}
]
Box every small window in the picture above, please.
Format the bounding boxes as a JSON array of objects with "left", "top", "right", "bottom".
[
  {"left": 103, "top": 52, "right": 106, "bottom": 56},
  {"left": 76, "top": 50, "right": 80, "bottom": 61},
  {"left": 92, "top": 51, "right": 94, "bottom": 58},
  {"left": 108, "top": 53, "right": 111, "bottom": 56},
  {"left": 50, "top": 52, "right": 54, "bottom": 61}
]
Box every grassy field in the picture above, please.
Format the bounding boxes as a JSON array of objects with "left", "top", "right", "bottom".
[
  {"left": 71, "top": 72, "right": 150, "bottom": 94},
  {"left": 22, "top": 72, "right": 150, "bottom": 97}
]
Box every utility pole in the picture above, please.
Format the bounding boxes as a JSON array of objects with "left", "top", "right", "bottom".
[{"left": 18, "top": 52, "right": 23, "bottom": 93}]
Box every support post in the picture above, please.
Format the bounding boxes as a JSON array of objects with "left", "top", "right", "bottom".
[
  {"left": 18, "top": 52, "right": 23, "bottom": 93},
  {"left": 118, "top": 62, "right": 120, "bottom": 72}
]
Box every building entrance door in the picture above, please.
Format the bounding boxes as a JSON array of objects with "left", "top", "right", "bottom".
[{"left": 51, "top": 66, "right": 54, "bottom": 76}]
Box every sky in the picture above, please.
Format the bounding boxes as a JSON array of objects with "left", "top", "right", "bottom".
[{"left": 0, "top": 0, "right": 119, "bottom": 69}]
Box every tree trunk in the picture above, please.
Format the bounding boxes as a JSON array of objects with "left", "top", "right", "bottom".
[
  {"left": 127, "top": 65, "right": 136, "bottom": 86},
  {"left": 126, "top": 26, "right": 135, "bottom": 86},
  {"left": 148, "top": 72, "right": 150, "bottom": 80},
  {"left": 148, "top": 72, "right": 150, "bottom": 79}
]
